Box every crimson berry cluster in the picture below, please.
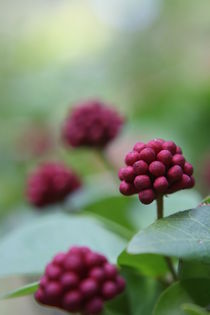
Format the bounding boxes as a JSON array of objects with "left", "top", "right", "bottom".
[
  {"left": 35, "top": 246, "right": 126, "bottom": 315},
  {"left": 62, "top": 100, "right": 124, "bottom": 148},
  {"left": 27, "top": 163, "right": 81, "bottom": 207},
  {"left": 119, "top": 139, "right": 195, "bottom": 204}
]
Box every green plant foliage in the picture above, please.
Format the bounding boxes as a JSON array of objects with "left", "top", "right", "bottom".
[
  {"left": 1, "top": 282, "right": 39, "bottom": 300},
  {"left": 118, "top": 251, "right": 168, "bottom": 277},
  {"left": 182, "top": 303, "right": 209, "bottom": 315},
  {"left": 179, "top": 260, "right": 210, "bottom": 280},
  {"left": 127, "top": 205, "right": 210, "bottom": 263},
  {"left": 0, "top": 213, "right": 126, "bottom": 277},
  {"left": 153, "top": 279, "right": 210, "bottom": 315}
]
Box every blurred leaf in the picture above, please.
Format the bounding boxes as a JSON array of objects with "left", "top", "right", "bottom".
[
  {"left": 104, "top": 268, "right": 163, "bottom": 315},
  {"left": 118, "top": 251, "right": 168, "bottom": 277},
  {"left": 201, "top": 196, "right": 210, "bottom": 205},
  {"left": 179, "top": 260, "right": 210, "bottom": 280},
  {"left": 1, "top": 282, "right": 39, "bottom": 300},
  {"left": 129, "top": 190, "right": 201, "bottom": 230},
  {"left": 128, "top": 205, "right": 210, "bottom": 263},
  {"left": 0, "top": 212, "right": 126, "bottom": 277},
  {"left": 153, "top": 279, "right": 210, "bottom": 315},
  {"left": 182, "top": 303, "right": 209, "bottom": 315}
]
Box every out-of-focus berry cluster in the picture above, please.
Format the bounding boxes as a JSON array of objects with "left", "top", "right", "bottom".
[
  {"left": 62, "top": 100, "right": 124, "bottom": 148},
  {"left": 119, "top": 139, "right": 195, "bottom": 204},
  {"left": 27, "top": 162, "right": 81, "bottom": 208},
  {"left": 35, "top": 246, "right": 126, "bottom": 315}
]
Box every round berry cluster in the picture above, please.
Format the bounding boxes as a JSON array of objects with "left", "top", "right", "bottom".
[
  {"left": 35, "top": 246, "right": 126, "bottom": 315},
  {"left": 27, "top": 162, "right": 81, "bottom": 207},
  {"left": 62, "top": 100, "right": 124, "bottom": 148},
  {"left": 119, "top": 139, "right": 195, "bottom": 204}
]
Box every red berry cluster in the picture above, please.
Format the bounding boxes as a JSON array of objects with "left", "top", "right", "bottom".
[
  {"left": 62, "top": 100, "right": 124, "bottom": 148},
  {"left": 27, "top": 162, "right": 81, "bottom": 207},
  {"left": 119, "top": 139, "right": 195, "bottom": 204},
  {"left": 35, "top": 246, "right": 126, "bottom": 315}
]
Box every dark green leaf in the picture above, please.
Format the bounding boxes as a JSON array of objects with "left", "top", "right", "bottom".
[
  {"left": 1, "top": 282, "right": 39, "bottom": 299},
  {"left": 179, "top": 260, "right": 210, "bottom": 280},
  {"left": 153, "top": 279, "right": 210, "bottom": 315},
  {"left": 118, "top": 251, "right": 168, "bottom": 277},
  {"left": 128, "top": 205, "right": 210, "bottom": 263}
]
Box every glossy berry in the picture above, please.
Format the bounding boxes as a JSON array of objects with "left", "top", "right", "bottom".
[
  {"left": 119, "top": 138, "right": 195, "bottom": 204},
  {"left": 35, "top": 246, "right": 126, "bottom": 315},
  {"left": 26, "top": 162, "right": 81, "bottom": 208},
  {"left": 62, "top": 100, "right": 124, "bottom": 148}
]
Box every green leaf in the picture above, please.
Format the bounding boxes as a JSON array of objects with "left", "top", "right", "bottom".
[
  {"left": 153, "top": 279, "right": 210, "bottom": 315},
  {"left": 118, "top": 251, "right": 168, "bottom": 277},
  {"left": 0, "top": 213, "right": 126, "bottom": 277},
  {"left": 179, "top": 260, "right": 210, "bottom": 280},
  {"left": 1, "top": 282, "right": 39, "bottom": 299},
  {"left": 128, "top": 205, "right": 210, "bottom": 263},
  {"left": 182, "top": 303, "right": 209, "bottom": 315}
]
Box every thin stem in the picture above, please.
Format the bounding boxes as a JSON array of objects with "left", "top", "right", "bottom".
[
  {"left": 94, "top": 149, "right": 118, "bottom": 185},
  {"left": 156, "top": 196, "right": 178, "bottom": 282}
]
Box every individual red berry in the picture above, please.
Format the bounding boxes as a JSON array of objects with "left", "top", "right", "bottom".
[
  {"left": 80, "top": 279, "right": 98, "bottom": 298},
  {"left": 84, "top": 297, "right": 104, "bottom": 315},
  {"left": 62, "top": 100, "right": 124, "bottom": 148},
  {"left": 139, "top": 148, "right": 156, "bottom": 163},
  {"left": 134, "top": 175, "right": 151, "bottom": 191},
  {"left": 162, "top": 141, "right": 176, "bottom": 154},
  {"left": 149, "top": 161, "right": 166, "bottom": 177},
  {"left": 184, "top": 162, "right": 193, "bottom": 176},
  {"left": 125, "top": 151, "right": 139, "bottom": 166},
  {"left": 89, "top": 268, "right": 105, "bottom": 283},
  {"left": 172, "top": 154, "right": 185, "bottom": 167},
  {"left": 133, "top": 142, "right": 146, "bottom": 153},
  {"left": 167, "top": 165, "right": 183, "bottom": 182},
  {"left": 64, "top": 254, "right": 84, "bottom": 273},
  {"left": 115, "top": 276, "right": 126, "bottom": 294},
  {"left": 102, "top": 281, "right": 117, "bottom": 300},
  {"left": 119, "top": 181, "right": 136, "bottom": 196},
  {"left": 35, "top": 246, "right": 126, "bottom": 315},
  {"left": 45, "top": 282, "right": 62, "bottom": 303},
  {"left": 139, "top": 189, "right": 155, "bottom": 204},
  {"left": 61, "top": 272, "right": 79, "bottom": 290},
  {"left": 133, "top": 160, "right": 148, "bottom": 175},
  {"left": 62, "top": 290, "right": 82, "bottom": 312},
  {"left": 153, "top": 177, "right": 169, "bottom": 193},
  {"left": 147, "top": 139, "right": 163, "bottom": 153},
  {"left": 46, "top": 264, "right": 61, "bottom": 280},
  {"left": 26, "top": 162, "right": 81, "bottom": 208},
  {"left": 120, "top": 166, "right": 135, "bottom": 182},
  {"left": 176, "top": 146, "right": 182, "bottom": 154},
  {"left": 157, "top": 150, "right": 172, "bottom": 165},
  {"left": 181, "top": 174, "right": 192, "bottom": 189},
  {"left": 53, "top": 253, "right": 66, "bottom": 266},
  {"left": 104, "top": 263, "right": 118, "bottom": 280}
]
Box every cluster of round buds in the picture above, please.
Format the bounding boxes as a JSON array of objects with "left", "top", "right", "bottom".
[
  {"left": 119, "top": 139, "right": 195, "bottom": 204},
  {"left": 35, "top": 246, "right": 126, "bottom": 315},
  {"left": 62, "top": 100, "right": 124, "bottom": 148},
  {"left": 26, "top": 162, "right": 81, "bottom": 208}
]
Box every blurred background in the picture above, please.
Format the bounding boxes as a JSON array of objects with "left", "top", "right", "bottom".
[{"left": 0, "top": 0, "right": 210, "bottom": 314}]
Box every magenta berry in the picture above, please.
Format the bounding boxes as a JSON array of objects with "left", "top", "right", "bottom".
[
  {"left": 26, "top": 162, "right": 81, "bottom": 208},
  {"left": 139, "top": 189, "right": 155, "bottom": 204},
  {"left": 134, "top": 175, "right": 151, "bottom": 191},
  {"left": 133, "top": 160, "right": 148, "bottom": 175},
  {"left": 119, "top": 139, "right": 195, "bottom": 204},
  {"left": 62, "top": 100, "right": 124, "bottom": 148},
  {"left": 35, "top": 246, "right": 126, "bottom": 315},
  {"left": 149, "top": 161, "right": 166, "bottom": 177},
  {"left": 139, "top": 148, "right": 156, "bottom": 163}
]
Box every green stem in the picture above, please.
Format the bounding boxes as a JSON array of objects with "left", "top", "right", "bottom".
[
  {"left": 156, "top": 196, "right": 178, "bottom": 282},
  {"left": 94, "top": 149, "right": 118, "bottom": 185}
]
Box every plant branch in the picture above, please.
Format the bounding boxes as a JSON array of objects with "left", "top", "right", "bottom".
[{"left": 156, "top": 196, "right": 178, "bottom": 281}]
